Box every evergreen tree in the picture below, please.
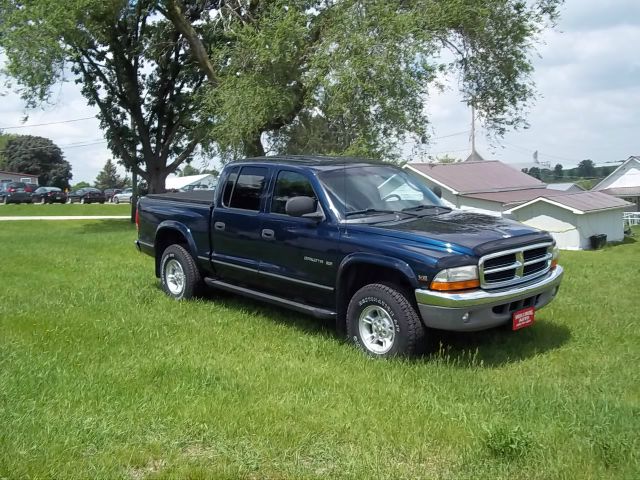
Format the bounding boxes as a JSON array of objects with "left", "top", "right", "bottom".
[{"left": 95, "top": 159, "right": 126, "bottom": 190}]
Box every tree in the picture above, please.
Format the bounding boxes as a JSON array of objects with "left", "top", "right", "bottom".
[
  {"left": 0, "top": 0, "right": 209, "bottom": 193},
  {"left": 435, "top": 154, "right": 461, "bottom": 164},
  {"left": 553, "top": 163, "right": 563, "bottom": 179},
  {"left": 71, "top": 181, "right": 91, "bottom": 190},
  {"left": 95, "top": 159, "right": 127, "bottom": 190},
  {"left": 179, "top": 164, "right": 201, "bottom": 177},
  {"left": 0, "top": 135, "right": 72, "bottom": 188},
  {"left": 577, "top": 159, "right": 596, "bottom": 178},
  {"left": 161, "top": 0, "right": 562, "bottom": 160},
  {"left": 527, "top": 167, "right": 541, "bottom": 179}
]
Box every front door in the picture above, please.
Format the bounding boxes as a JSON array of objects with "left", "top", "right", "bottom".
[{"left": 258, "top": 169, "right": 340, "bottom": 308}]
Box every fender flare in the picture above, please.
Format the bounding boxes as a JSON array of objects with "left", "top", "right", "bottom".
[{"left": 155, "top": 220, "right": 199, "bottom": 261}]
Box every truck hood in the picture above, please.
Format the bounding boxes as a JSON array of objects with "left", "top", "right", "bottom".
[{"left": 360, "top": 210, "right": 552, "bottom": 256}]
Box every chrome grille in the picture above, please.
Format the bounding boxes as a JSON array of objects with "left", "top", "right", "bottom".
[{"left": 479, "top": 242, "right": 553, "bottom": 289}]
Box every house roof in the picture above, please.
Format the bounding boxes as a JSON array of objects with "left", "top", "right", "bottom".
[
  {"left": 505, "top": 191, "right": 631, "bottom": 215},
  {"left": 546, "top": 182, "right": 584, "bottom": 192},
  {"left": 600, "top": 186, "right": 640, "bottom": 197},
  {"left": 0, "top": 170, "right": 39, "bottom": 178},
  {"left": 593, "top": 155, "right": 640, "bottom": 191},
  {"left": 465, "top": 188, "right": 568, "bottom": 205},
  {"left": 165, "top": 174, "right": 216, "bottom": 190},
  {"left": 406, "top": 161, "right": 546, "bottom": 195}
]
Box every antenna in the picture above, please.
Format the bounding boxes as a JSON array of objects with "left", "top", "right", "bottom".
[{"left": 471, "top": 104, "right": 476, "bottom": 155}]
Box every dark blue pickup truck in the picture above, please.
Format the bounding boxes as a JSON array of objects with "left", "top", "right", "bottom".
[{"left": 136, "top": 156, "right": 563, "bottom": 357}]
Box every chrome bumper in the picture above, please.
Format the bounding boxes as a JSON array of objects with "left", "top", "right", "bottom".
[{"left": 414, "top": 266, "right": 564, "bottom": 332}]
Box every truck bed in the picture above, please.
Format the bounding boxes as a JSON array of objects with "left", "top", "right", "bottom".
[{"left": 145, "top": 191, "right": 214, "bottom": 205}]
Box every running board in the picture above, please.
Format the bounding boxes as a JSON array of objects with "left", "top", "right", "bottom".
[{"left": 204, "top": 278, "right": 336, "bottom": 320}]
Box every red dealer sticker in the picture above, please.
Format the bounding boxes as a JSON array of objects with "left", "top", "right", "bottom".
[{"left": 512, "top": 307, "right": 535, "bottom": 331}]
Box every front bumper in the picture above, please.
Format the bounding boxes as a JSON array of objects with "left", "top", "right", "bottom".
[{"left": 415, "top": 266, "right": 564, "bottom": 332}]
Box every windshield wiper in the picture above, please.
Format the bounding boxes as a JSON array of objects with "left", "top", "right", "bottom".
[
  {"left": 345, "top": 208, "right": 422, "bottom": 219},
  {"left": 345, "top": 208, "right": 397, "bottom": 217},
  {"left": 402, "top": 205, "right": 451, "bottom": 213}
]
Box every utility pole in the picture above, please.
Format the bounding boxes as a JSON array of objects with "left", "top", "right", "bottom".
[
  {"left": 471, "top": 104, "right": 476, "bottom": 156},
  {"left": 130, "top": 116, "right": 138, "bottom": 223}
]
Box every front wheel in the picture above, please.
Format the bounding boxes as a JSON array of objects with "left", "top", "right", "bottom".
[
  {"left": 114, "top": 197, "right": 119, "bottom": 204},
  {"left": 346, "top": 283, "right": 426, "bottom": 358},
  {"left": 160, "top": 244, "right": 203, "bottom": 300}
]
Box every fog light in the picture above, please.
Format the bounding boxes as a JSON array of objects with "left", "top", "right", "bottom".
[{"left": 462, "top": 312, "right": 470, "bottom": 323}]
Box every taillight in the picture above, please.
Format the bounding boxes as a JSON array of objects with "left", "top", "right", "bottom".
[
  {"left": 135, "top": 207, "right": 140, "bottom": 232},
  {"left": 8, "top": 187, "right": 15, "bottom": 193}
]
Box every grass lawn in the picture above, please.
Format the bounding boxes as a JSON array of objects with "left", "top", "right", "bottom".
[
  {"left": 0, "top": 203, "right": 131, "bottom": 216},
  {"left": 1, "top": 221, "right": 638, "bottom": 479}
]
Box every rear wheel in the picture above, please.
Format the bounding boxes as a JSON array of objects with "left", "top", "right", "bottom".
[
  {"left": 160, "top": 244, "right": 203, "bottom": 300},
  {"left": 113, "top": 197, "right": 120, "bottom": 204},
  {"left": 347, "top": 283, "right": 426, "bottom": 358}
]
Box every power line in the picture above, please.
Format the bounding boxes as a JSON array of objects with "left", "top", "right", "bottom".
[
  {"left": 431, "top": 130, "right": 468, "bottom": 140},
  {"left": 0, "top": 116, "right": 96, "bottom": 130},
  {"left": 0, "top": 139, "right": 107, "bottom": 155}
]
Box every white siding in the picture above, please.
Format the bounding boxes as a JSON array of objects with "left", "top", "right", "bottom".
[
  {"left": 511, "top": 202, "right": 580, "bottom": 249},
  {"left": 594, "top": 158, "right": 640, "bottom": 190},
  {"left": 575, "top": 209, "right": 625, "bottom": 248},
  {"left": 510, "top": 201, "right": 626, "bottom": 250}
]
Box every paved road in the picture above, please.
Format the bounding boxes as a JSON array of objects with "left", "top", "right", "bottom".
[{"left": 0, "top": 216, "right": 130, "bottom": 221}]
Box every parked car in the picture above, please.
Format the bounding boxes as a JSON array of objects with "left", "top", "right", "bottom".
[
  {"left": 136, "top": 156, "right": 563, "bottom": 358},
  {"left": 66, "top": 187, "right": 106, "bottom": 204},
  {"left": 24, "top": 183, "right": 38, "bottom": 194},
  {"left": 104, "top": 188, "right": 122, "bottom": 202},
  {"left": 180, "top": 182, "right": 217, "bottom": 192},
  {"left": 31, "top": 186, "right": 67, "bottom": 204},
  {"left": 112, "top": 188, "right": 133, "bottom": 204},
  {"left": 0, "top": 182, "right": 33, "bottom": 204}
]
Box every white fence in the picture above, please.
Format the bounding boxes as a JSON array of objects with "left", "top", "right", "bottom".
[{"left": 623, "top": 212, "right": 640, "bottom": 226}]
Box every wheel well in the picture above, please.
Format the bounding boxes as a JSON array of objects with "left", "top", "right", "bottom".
[
  {"left": 337, "top": 263, "right": 415, "bottom": 332},
  {"left": 154, "top": 229, "right": 189, "bottom": 277}
]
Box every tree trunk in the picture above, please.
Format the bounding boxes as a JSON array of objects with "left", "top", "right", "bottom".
[
  {"left": 148, "top": 169, "right": 170, "bottom": 193},
  {"left": 245, "top": 133, "right": 265, "bottom": 157}
]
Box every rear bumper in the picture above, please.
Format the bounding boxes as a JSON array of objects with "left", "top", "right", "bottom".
[{"left": 415, "top": 266, "right": 563, "bottom": 332}]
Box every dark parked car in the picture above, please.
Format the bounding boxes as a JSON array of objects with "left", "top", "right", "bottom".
[
  {"left": 104, "top": 188, "right": 122, "bottom": 202},
  {"left": 0, "top": 182, "right": 32, "bottom": 204},
  {"left": 31, "top": 186, "right": 67, "bottom": 204},
  {"left": 66, "top": 187, "right": 106, "bottom": 204}
]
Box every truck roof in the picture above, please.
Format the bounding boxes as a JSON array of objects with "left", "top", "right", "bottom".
[{"left": 229, "top": 155, "right": 386, "bottom": 171}]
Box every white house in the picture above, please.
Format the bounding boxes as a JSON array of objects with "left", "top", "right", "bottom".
[
  {"left": 592, "top": 156, "right": 640, "bottom": 211},
  {"left": 407, "top": 160, "right": 631, "bottom": 249},
  {"left": 546, "top": 182, "right": 584, "bottom": 193},
  {"left": 504, "top": 192, "right": 630, "bottom": 250},
  {"left": 165, "top": 174, "right": 217, "bottom": 191}
]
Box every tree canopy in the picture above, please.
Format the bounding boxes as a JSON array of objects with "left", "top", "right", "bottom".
[
  {"left": 162, "top": 0, "right": 562, "bottom": 160},
  {"left": 0, "top": 135, "right": 72, "bottom": 188},
  {"left": 0, "top": 0, "right": 208, "bottom": 192},
  {"left": 0, "top": 0, "right": 562, "bottom": 190}
]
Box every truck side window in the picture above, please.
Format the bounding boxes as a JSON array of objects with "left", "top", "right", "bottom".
[
  {"left": 221, "top": 168, "right": 239, "bottom": 207},
  {"left": 228, "top": 166, "right": 267, "bottom": 211},
  {"left": 271, "top": 171, "right": 317, "bottom": 215}
]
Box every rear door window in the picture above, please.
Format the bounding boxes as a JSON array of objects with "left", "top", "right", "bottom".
[{"left": 228, "top": 167, "right": 268, "bottom": 211}]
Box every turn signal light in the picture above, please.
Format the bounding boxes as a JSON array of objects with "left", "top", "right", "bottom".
[{"left": 431, "top": 279, "right": 480, "bottom": 291}]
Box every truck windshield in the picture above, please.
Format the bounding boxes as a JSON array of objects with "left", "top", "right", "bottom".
[{"left": 318, "top": 165, "right": 444, "bottom": 219}]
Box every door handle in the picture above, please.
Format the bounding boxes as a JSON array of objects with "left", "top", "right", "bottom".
[
  {"left": 214, "top": 221, "right": 225, "bottom": 231},
  {"left": 261, "top": 229, "right": 275, "bottom": 240}
]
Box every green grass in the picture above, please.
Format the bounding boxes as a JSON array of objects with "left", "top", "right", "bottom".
[
  {"left": 1, "top": 221, "right": 638, "bottom": 479},
  {"left": 0, "top": 203, "right": 131, "bottom": 216}
]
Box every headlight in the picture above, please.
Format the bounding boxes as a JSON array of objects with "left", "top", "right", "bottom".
[
  {"left": 551, "top": 245, "right": 560, "bottom": 269},
  {"left": 431, "top": 265, "right": 480, "bottom": 291}
]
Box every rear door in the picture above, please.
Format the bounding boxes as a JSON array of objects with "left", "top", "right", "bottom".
[
  {"left": 210, "top": 165, "right": 270, "bottom": 286},
  {"left": 257, "top": 169, "right": 339, "bottom": 307}
]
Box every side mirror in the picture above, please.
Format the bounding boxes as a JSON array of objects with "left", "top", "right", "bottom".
[
  {"left": 432, "top": 185, "right": 442, "bottom": 198},
  {"left": 285, "top": 196, "right": 322, "bottom": 220}
]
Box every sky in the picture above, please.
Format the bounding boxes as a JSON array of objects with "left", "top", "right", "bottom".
[{"left": 1, "top": 0, "right": 639, "bottom": 184}]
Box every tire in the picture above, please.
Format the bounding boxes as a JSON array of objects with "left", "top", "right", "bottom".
[
  {"left": 160, "top": 244, "right": 203, "bottom": 300},
  {"left": 99, "top": 201, "right": 105, "bottom": 204},
  {"left": 113, "top": 197, "right": 120, "bottom": 204},
  {"left": 346, "top": 283, "right": 426, "bottom": 358}
]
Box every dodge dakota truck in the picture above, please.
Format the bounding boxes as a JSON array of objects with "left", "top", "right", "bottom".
[{"left": 136, "top": 156, "right": 563, "bottom": 357}]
